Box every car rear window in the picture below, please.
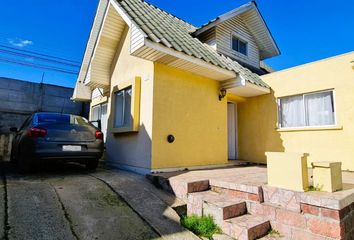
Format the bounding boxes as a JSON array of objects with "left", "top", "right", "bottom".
[{"left": 37, "top": 114, "right": 89, "bottom": 125}]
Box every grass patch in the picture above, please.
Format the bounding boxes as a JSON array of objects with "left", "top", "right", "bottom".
[
  {"left": 307, "top": 184, "right": 323, "bottom": 192},
  {"left": 267, "top": 229, "right": 281, "bottom": 238},
  {"left": 181, "top": 215, "right": 220, "bottom": 239}
]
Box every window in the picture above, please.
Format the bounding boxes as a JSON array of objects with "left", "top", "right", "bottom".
[
  {"left": 232, "top": 36, "right": 248, "bottom": 56},
  {"left": 114, "top": 87, "right": 132, "bottom": 128},
  {"left": 278, "top": 90, "right": 335, "bottom": 128}
]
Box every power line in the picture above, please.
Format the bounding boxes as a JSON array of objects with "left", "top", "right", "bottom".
[
  {"left": 0, "top": 57, "right": 79, "bottom": 75},
  {"left": 0, "top": 44, "right": 81, "bottom": 64},
  {"left": 0, "top": 48, "right": 80, "bottom": 68}
]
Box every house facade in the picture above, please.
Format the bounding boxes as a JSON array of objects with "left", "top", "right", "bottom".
[{"left": 73, "top": 0, "right": 354, "bottom": 173}]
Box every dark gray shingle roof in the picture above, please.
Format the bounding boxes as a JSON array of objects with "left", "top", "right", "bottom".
[{"left": 117, "top": 0, "right": 269, "bottom": 88}]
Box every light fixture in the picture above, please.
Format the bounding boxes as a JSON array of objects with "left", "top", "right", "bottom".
[{"left": 219, "top": 88, "right": 227, "bottom": 101}]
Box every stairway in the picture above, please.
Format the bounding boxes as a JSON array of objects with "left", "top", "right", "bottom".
[{"left": 187, "top": 189, "right": 270, "bottom": 240}]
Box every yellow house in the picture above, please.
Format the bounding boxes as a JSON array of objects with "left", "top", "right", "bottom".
[{"left": 73, "top": 0, "right": 354, "bottom": 173}]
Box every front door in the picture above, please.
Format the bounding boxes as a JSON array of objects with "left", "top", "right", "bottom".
[{"left": 227, "top": 102, "right": 237, "bottom": 160}]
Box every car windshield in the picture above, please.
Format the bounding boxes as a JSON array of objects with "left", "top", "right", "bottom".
[{"left": 37, "top": 113, "right": 89, "bottom": 125}]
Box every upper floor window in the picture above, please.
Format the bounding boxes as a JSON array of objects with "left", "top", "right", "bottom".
[
  {"left": 278, "top": 90, "right": 335, "bottom": 128},
  {"left": 232, "top": 36, "right": 248, "bottom": 56}
]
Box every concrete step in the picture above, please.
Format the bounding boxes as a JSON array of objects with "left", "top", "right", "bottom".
[
  {"left": 203, "top": 198, "right": 246, "bottom": 225},
  {"left": 187, "top": 191, "right": 246, "bottom": 221},
  {"left": 147, "top": 174, "right": 209, "bottom": 200},
  {"left": 221, "top": 214, "right": 270, "bottom": 240}
]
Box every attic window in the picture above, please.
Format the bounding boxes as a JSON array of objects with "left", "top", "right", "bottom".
[{"left": 232, "top": 36, "right": 248, "bottom": 56}]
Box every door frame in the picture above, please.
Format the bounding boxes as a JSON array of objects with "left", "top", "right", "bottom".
[{"left": 227, "top": 102, "right": 238, "bottom": 160}]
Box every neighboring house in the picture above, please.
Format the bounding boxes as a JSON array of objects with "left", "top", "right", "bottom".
[
  {"left": 73, "top": 0, "right": 354, "bottom": 173},
  {"left": 0, "top": 77, "right": 88, "bottom": 160}
]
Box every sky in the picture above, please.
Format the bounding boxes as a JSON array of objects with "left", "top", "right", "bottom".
[{"left": 0, "top": 0, "right": 353, "bottom": 88}]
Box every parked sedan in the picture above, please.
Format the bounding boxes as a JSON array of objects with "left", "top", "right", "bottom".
[{"left": 10, "top": 112, "right": 104, "bottom": 172}]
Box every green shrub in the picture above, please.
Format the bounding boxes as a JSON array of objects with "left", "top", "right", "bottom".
[
  {"left": 307, "top": 184, "right": 323, "bottom": 192},
  {"left": 181, "top": 215, "right": 220, "bottom": 239}
]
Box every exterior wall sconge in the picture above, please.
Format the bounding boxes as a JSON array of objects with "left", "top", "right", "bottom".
[{"left": 219, "top": 88, "right": 227, "bottom": 101}]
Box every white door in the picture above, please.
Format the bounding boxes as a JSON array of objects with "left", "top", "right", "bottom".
[{"left": 227, "top": 103, "right": 237, "bottom": 160}]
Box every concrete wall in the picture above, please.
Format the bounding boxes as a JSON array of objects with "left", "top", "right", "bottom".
[
  {"left": 0, "top": 77, "right": 87, "bottom": 160},
  {"left": 151, "top": 63, "right": 228, "bottom": 170},
  {"left": 238, "top": 52, "right": 354, "bottom": 171}
]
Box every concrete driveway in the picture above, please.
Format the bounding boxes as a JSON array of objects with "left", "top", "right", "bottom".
[
  {"left": 0, "top": 162, "right": 196, "bottom": 240},
  {"left": 0, "top": 162, "right": 160, "bottom": 240}
]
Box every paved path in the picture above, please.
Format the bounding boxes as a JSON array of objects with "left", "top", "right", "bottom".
[
  {"left": 0, "top": 162, "right": 199, "bottom": 240},
  {"left": 92, "top": 169, "right": 199, "bottom": 240}
]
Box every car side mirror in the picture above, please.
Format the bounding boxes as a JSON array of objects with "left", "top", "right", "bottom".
[
  {"left": 10, "top": 127, "right": 18, "bottom": 132},
  {"left": 90, "top": 120, "right": 101, "bottom": 130}
]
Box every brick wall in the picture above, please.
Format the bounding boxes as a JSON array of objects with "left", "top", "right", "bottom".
[{"left": 212, "top": 185, "right": 354, "bottom": 239}]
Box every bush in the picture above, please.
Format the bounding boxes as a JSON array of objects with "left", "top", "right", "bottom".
[{"left": 181, "top": 215, "right": 220, "bottom": 239}]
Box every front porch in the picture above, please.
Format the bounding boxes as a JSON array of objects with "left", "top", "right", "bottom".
[{"left": 147, "top": 164, "right": 354, "bottom": 240}]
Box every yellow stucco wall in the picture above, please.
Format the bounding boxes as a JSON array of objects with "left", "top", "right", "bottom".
[
  {"left": 238, "top": 52, "right": 354, "bottom": 171},
  {"left": 105, "top": 27, "right": 155, "bottom": 170},
  {"left": 151, "top": 63, "right": 228, "bottom": 170}
]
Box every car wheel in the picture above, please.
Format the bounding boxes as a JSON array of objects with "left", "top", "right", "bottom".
[
  {"left": 85, "top": 159, "right": 99, "bottom": 171},
  {"left": 16, "top": 153, "right": 31, "bottom": 173}
]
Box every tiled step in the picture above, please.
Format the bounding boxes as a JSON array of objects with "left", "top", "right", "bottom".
[
  {"left": 187, "top": 191, "right": 246, "bottom": 222},
  {"left": 203, "top": 198, "right": 246, "bottom": 225},
  {"left": 147, "top": 174, "right": 209, "bottom": 200},
  {"left": 221, "top": 214, "right": 270, "bottom": 240}
]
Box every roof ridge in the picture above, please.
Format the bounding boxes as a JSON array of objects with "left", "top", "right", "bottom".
[
  {"left": 195, "top": 1, "right": 255, "bottom": 30},
  {"left": 130, "top": 0, "right": 198, "bottom": 30}
]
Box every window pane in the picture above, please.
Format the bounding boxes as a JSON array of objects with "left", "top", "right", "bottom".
[
  {"left": 239, "top": 40, "right": 247, "bottom": 55},
  {"left": 114, "top": 91, "right": 124, "bottom": 128},
  {"left": 305, "top": 91, "right": 334, "bottom": 126},
  {"left": 91, "top": 105, "right": 100, "bottom": 121},
  {"left": 123, "top": 87, "right": 132, "bottom": 126},
  {"left": 232, "top": 37, "right": 239, "bottom": 51},
  {"left": 280, "top": 95, "right": 305, "bottom": 127}
]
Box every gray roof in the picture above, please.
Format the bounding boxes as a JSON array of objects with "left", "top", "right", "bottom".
[{"left": 117, "top": 0, "right": 269, "bottom": 88}]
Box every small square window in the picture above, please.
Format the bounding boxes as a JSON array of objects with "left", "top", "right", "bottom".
[{"left": 232, "top": 36, "right": 248, "bottom": 56}]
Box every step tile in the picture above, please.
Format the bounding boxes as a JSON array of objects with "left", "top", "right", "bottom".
[
  {"left": 187, "top": 191, "right": 222, "bottom": 216},
  {"left": 187, "top": 191, "right": 246, "bottom": 222},
  {"left": 222, "top": 214, "right": 270, "bottom": 240},
  {"left": 170, "top": 179, "right": 210, "bottom": 200},
  {"left": 203, "top": 199, "right": 246, "bottom": 225}
]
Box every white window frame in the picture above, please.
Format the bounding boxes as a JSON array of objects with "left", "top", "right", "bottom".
[
  {"left": 277, "top": 89, "right": 337, "bottom": 129},
  {"left": 113, "top": 86, "right": 132, "bottom": 129},
  {"left": 231, "top": 34, "right": 248, "bottom": 56}
]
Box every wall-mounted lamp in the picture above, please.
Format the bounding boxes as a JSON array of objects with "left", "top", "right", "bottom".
[{"left": 219, "top": 88, "right": 227, "bottom": 101}]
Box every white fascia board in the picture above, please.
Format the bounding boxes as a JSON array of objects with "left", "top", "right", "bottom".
[
  {"left": 109, "top": 0, "right": 147, "bottom": 38},
  {"left": 77, "top": 0, "right": 109, "bottom": 86},
  {"left": 252, "top": 7, "right": 280, "bottom": 58},
  {"left": 193, "top": 2, "right": 255, "bottom": 36},
  {"left": 83, "top": 3, "right": 111, "bottom": 86},
  {"left": 144, "top": 39, "right": 236, "bottom": 79}
]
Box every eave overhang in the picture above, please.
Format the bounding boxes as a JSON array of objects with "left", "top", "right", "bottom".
[{"left": 222, "top": 75, "right": 270, "bottom": 97}]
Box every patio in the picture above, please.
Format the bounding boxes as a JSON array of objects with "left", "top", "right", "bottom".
[{"left": 147, "top": 164, "right": 354, "bottom": 239}]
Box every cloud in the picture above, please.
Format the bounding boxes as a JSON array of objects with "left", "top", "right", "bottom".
[{"left": 8, "top": 38, "right": 33, "bottom": 48}]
